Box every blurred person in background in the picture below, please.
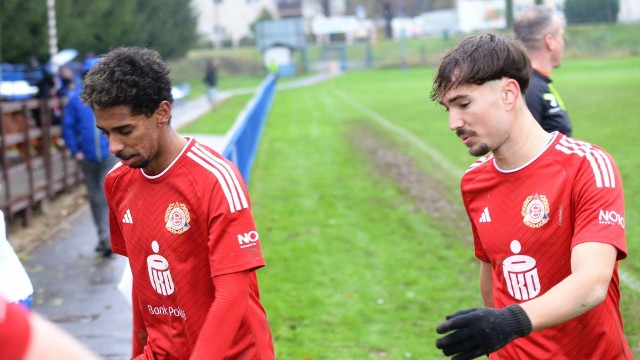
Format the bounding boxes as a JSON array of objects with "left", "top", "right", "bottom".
[
  {"left": 62, "top": 56, "right": 118, "bottom": 257},
  {"left": 204, "top": 58, "right": 218, "bottom": 105},
  {"left": 514, "top": 5, "right": 573, "bottom": 137},
  {"left": 56, "top": 65, "right": 77, "bottom": 99},
  {"left": 25, "top": 56, "right": 55, "bottom": 127}
]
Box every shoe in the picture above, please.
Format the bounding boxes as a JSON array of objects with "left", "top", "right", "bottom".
[
  {"left": 95, "top": 241, "right": 112, "bottom": 257},
  {"left": 100, "top": 248, "right": 113, "bottom": 258},
  {"left": 95, "top": 241, "right": 107, "bottom": 252}
]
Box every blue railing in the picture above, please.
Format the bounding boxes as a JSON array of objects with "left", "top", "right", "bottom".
[{"left": 222, "top": 73, "right": 277, "bottom": 184}]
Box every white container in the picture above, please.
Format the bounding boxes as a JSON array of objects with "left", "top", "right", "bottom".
[{"left": 0, "top": 210, "right": 34, "bottom": 308}]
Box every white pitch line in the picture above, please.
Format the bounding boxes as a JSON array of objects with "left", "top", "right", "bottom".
[
  {"left": 332, "top": 87, "right": 640, "bottom": 294},
  {"left": 619, "top": 270, "right": 640, "bottom": 293},
  {"left": 332, "top": 87, "right": 465, "bottom": 177}
]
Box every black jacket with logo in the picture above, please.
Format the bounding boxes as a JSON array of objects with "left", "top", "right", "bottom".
[{"left": 525, "top": 69, "right": 573, "bottom": 137}]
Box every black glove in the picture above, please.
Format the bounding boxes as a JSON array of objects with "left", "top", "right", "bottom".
[{"left": 435, "top": 304, "right": 532, "bottom": 360}]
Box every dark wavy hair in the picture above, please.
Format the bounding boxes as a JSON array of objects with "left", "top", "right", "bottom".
[
  {"left": 430, "top": 34, "right": 531, "bottom": 102},
  {"left": 81, "top": 47, "right": 173, "bottom": 117}
]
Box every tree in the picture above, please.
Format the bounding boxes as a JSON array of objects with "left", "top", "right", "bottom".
[
  {"left": 130, "top": 0, "right": 198, "bottom": 59},
  {"left": 56, "top": 0, "right": 140, "bottom": 57},
  {"left": 565, "top": 0, "right": 619, "bottom": 24},
  {"left": 250, "top": 8, "right": 274, "bottom": 36},
  {"left": 1, "top": 0, "right": 197, "bottom": 65},
  {"left": 0, "top": 0, "right": 50, "bottom": 64}
]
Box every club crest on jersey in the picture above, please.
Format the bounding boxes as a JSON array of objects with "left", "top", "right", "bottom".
[
  {"left": 165, "top": 202, "right": 190, "bottom": 234},
  {"left": 522, "top": 194, "right": 550, "bottom": 228}
]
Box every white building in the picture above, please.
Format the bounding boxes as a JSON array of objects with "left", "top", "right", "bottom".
[
  {"left": 453, "top": 0, "right": 639, "bottom": 34},
  {"left": 191, "top": 0, "right": 280, "bottom": 47},
  {"left": 190, "top": 0, "right": 353, "bottom": 48},
  {"left": 618, "top": 0, "right": 640, "bottom": 23}
]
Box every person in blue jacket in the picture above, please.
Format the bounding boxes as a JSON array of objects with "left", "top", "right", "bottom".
[{"left": 62, "top": 56, "right": 118, "bottom": 257}]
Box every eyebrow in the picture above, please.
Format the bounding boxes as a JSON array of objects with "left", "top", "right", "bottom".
[
  {"left": 96, "top": 123, "right": 132, "bottom": 133},
  {"left": 439, "top": 94, "right": 469, "bottom": 107}
]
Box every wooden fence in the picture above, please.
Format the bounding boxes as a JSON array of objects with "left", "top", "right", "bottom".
[{"left": 0, "top": 98, "right": 83, "bottom": 230}]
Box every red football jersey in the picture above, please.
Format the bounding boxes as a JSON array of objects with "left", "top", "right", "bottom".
[
  {"left": 461, "top": 133, "right": 631, "bottom": 359},
  {"left": 0, "top": 297, "right": 31, "bottom": 360},
  {"left": 105, "top": 138, "right": 273, "bottom": 359}
]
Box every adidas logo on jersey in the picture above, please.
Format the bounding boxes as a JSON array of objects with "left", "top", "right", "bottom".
[
  {"left": 479, "top": 207, "right": 491, "bottom": 223},
  {"left": 122, "top": 209, "right": 133, "bottom": 224}
]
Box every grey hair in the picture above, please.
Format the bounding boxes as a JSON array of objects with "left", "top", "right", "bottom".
[{"left": 514, "top": 6, "right": 560, "bottom": 51}]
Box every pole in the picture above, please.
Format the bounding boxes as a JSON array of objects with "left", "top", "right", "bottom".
[
  {"left": 47, "top": 0, "right": 58, "bottom": 74},
  {"left": 213, "top": 1, "right": 221, "bottom": 48}
]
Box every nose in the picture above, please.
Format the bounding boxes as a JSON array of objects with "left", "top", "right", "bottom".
[
  {"left": 449, "top": 112, "right": 463, "bottom": 132},
  {"left": 108, "top": 136, "right": 125, "bottom": 155}
]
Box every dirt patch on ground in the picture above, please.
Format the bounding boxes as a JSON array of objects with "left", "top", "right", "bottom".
[
  {"left": 347, "top": 121, "right": 471, "bottom": 241},
  {"left": 6, "top": 187, "right": 89, "bottom": 257}
]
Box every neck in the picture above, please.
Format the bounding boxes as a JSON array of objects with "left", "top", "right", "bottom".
[
  {"left": 144, "top": 128, "right": 188, "bottom": 175},
  {"left": 529, "top": 53, "right": 554, "bottom": 75},
  {"left": 492, "top": 106, "right": 554, "bottom": 170}
]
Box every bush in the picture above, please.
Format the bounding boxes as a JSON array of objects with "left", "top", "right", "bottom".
[{"left": 239, "top": 36, "right": 257, "bottom": 48}]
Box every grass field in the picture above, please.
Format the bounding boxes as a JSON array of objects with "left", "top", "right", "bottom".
[{"left": 182, "top": 54, "right": 640, "bottom": 358}]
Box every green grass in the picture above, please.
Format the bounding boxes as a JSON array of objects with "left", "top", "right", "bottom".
[
  {"left": 180, "top": 53, "right": 640, "bottom": 357},
  {"left": 178, "top": 93, "right": 254, "bottom": 134},
  {"left": 251, "top": 83, "right": 479, "bottom": 359}
]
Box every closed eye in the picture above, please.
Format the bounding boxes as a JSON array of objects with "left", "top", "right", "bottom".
[{"left": 114, "top": 125, "right": 133, "bottom": 135}]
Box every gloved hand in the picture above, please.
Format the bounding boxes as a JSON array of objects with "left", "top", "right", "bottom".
[{"left": 435, "top": 304, "right": 533, "bottom": 360}]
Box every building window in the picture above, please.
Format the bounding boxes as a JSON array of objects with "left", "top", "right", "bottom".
[{"left": 213, "top": 25, "right": 226, "bottom": 36}]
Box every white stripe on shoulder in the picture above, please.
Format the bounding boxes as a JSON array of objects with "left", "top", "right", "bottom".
[
  {"left": 107, "top": 161, "right": 123, "bottom": 175},
  {"left": 187, "top": 152, "right": 237, "bottom": 212},
  {"left": 186, "top": 144, "right": 248, "bottom": 213},
  {"left": 465, "top": 155, "right": 493, "bottom": 174},
  {"left": 555, "top": 137, "right": 615, "bottom": 188},
  {"left": 192, "top": 143, "right": 249, "bottom": 209}
]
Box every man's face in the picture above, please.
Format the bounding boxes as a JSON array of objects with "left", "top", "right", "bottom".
[
  {"left": 95, "top": 105, "right": 161, "bottom": 170},
  {"left": 550, "top": 21, "right": 565, "bottom": 68},
  {"left": 439, "top": 79, "right": 509, "bottom": 157}
]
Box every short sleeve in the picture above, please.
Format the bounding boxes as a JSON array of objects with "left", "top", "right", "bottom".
[
  {"left": 206, "top": 164, "right": 265, "bottom": 277},
  {"left": 571, "top": 148, "right": 626, "bottom": 260}
]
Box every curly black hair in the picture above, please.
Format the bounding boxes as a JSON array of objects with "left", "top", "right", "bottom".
[
  {"left": 81, "top": 47, "right": 173, "bottom": 117},
  {"left": 430, "top": 34, "right": 531, "bottom": 102}
]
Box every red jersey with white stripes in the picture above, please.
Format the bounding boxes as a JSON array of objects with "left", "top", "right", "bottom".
[
  {"left": 461, "top": 133, "right": 631, "bottom": 359},
  {"left": 105, "top": 137, "right": 273, "bottom": 359}
]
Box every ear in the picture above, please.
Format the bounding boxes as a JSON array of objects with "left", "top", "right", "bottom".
[
  {"left": 155, "top": 101, "right": 172, "bottom": 126},
  {"left": 502, "top": 78, "right": 520, "bottom": 111},
  {"left": 543, "top": 33, "right": 554, "bottom": 51}
]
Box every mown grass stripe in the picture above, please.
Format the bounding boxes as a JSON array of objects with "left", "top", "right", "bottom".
[{"left": 332, "top": 87, "right": 465, "bottom": 177}]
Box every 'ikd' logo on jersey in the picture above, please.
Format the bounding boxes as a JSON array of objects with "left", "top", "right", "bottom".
[
  {"left": 521, "top": 194, "right": 550, "bottom": 228},
  {"left": 164, "top": 202, "right": 191, "bottom": 234}
]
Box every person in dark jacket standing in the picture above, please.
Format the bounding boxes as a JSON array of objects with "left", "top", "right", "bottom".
[
  {"left": 514, "top": 5, "right": 572, "bottom": 137},
  {"left": 62, "top": 56, "right": 118, "bottom": 257},
  {"left": 204, "top": 58, "right": 218, "bottom": 105}
]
